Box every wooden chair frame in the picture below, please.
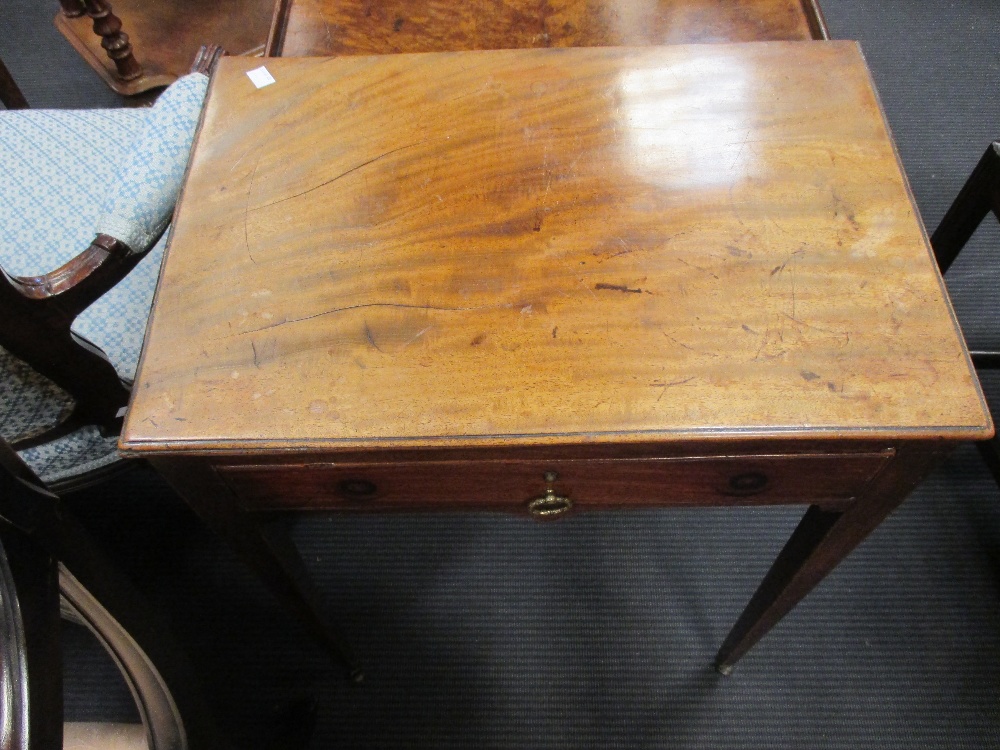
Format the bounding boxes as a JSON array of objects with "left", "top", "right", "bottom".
[{"left": 0, "top": 46, "right": 223, "bottom": 457}]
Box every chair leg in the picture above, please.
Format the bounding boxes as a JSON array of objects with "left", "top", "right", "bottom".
[
  {"left": 0, "top": 56, "right": 29, "bottom": 109},
  {"left": 930, "top": 142, "right": 1000, "bottom": 273},
  {"left": 58, "top": 0, "right": 86, "bottom": 17},
  {"left": 0, "top": 521, "right": 63, "bottom": 750},
  {"left": 59, "top": 565, "right": 188, "bottom": 750},
  {"left": 33, "top": 502, "right": 229, "bottom": 750},
  {"left": 975, "top": 436, "right": 1000, "bottom": 492}
]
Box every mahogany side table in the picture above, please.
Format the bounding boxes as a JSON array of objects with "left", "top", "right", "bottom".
[{"left": 121, "top": 42, "right": 992, "bottom": 677}]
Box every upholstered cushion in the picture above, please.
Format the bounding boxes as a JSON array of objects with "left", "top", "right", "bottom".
[
  {"left": 96, "top": 73, "right": 209, "bottom": 254},
  {"left": 0, "top": 347, "right": 74, "bottom": 445},
  {"left": 18, "top": 426, "right": 121, "bottom": 486},
  {"left": 0, "top": 347, "right": 118, "bottom": 486},
  {"left": 74, "top": 229, "right": 168, "bottom": 383},
  {"left": 0, "top": 72, "right": 207, "bottom": 382},
  {"left": 0, "top": 107, "right": 147, "bottom": 276},
  {"left": 0, "top": 73, "right": 209, "bottom": 484}
]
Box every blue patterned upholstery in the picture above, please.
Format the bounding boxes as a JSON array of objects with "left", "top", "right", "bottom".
[{"left": 0, "top": 73, "right": 208, "bottom": 485}]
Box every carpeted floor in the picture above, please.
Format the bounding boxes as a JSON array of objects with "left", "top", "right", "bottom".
[{"left": 4, "top": 1, "right": 1000, "bottom": 747}]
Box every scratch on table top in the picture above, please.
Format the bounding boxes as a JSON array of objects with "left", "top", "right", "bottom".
[{"left": 247, "top": 139, "right": 439, "bottom": 213}]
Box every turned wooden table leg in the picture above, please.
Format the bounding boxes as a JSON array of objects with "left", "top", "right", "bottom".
[
  {"left": 80, "top": 0, "right": 142, "bottom": 83},
  {"left": 57, "top": 0, "right": 85, "bottom": 17},
  {"left": 714, "top": 443, "right": 950, "bottom": 674}
]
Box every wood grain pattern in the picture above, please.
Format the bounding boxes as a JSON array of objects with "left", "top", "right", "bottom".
[
  {"left": 122, "top": 43, "right": 990, "bottom": 454},
  {"left": 269, "top": 0, "right": 829, "bottom": 57}
]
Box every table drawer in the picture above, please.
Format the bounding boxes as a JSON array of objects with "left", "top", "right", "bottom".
[{"left": 217, "top": 452, "right": 892, "bottom": 515}]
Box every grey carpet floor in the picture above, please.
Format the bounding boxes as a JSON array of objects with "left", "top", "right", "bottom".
[{"left": 4, "top": 0, "right": 1000, "bottom": 747}]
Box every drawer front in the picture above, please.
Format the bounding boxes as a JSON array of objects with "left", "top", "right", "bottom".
[{"left": 217, "top": 452, "right": 892, "bottom": 514}]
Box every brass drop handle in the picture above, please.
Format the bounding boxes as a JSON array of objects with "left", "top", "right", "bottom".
[{"left": 528, "top": 472, "right": 572, "bottom": 518}]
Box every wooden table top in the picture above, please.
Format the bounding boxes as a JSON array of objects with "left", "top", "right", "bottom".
[
  {"left": 269, "top": 0, "right": 828, "bottom": 57},
  {"left": 121, "top": 42, "right": 991, "bottom": 454}
]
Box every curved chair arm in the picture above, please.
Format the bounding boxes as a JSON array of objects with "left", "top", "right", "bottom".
[
  {"left": 0, "top": 440, "right": 226, "bottom": 750},
  {"left": 0, "top": 235, "right": 139, "bottom": 444},
  {"left": 3, "top": 234, "right": 142, "bottom": 312}
]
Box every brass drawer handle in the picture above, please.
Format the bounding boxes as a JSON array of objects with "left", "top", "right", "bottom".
[{"left": 528, "top": 488, "right": 572, "bottom": 518}]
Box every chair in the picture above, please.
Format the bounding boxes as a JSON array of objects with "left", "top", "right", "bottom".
[
  {"left": 0, "top": 47, "right": 219, "bottom": 493},
  {"left": 0, "top": 438, "right": 219, "bottom": 750},
  {"left": 0, "top": 48, "right": 364, "bottom": 681},
  {"left": 930, "top": 141, "right": 1000, "bottom": 484}
]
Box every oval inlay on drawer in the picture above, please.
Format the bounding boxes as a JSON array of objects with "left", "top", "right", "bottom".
[{"left": 216, "top": 451, "right": 893, "bottom": 512}]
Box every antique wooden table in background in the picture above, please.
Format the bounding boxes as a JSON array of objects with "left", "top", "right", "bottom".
[
  {"left": 121, "top": 42, "right": 992, "bottom": 677},
  {"left": 267, "top": 0, "right": 829, "bottom": 57}
]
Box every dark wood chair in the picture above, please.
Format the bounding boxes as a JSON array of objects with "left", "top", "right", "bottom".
[
  {"left": 1, "top": 50, "right": 363, "bottom": 682},
  {"left": 267, "top": 0, "right": 829, "bottom": 57},
  {"left": 0, "top": 46, "right": 220, "bottom": 493},
  {"left": 0, "top": 439, "right": 220, "bottom": 750},
  {"left": 930, "top": 141, "right": 1000, "bottom": 485}
]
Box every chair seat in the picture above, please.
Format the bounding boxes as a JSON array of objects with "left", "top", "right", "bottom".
[
  {"left": 74, "top": 230, "right": 169, "bottom": 383},
  {"left": 18, "top": 426, "right": 121, "bottom": 487},
  {"left": 0, "top": 348, "right": 119, "bottom": 485}
]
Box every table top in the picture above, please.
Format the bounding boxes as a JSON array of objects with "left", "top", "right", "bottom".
[
  {"left": 121, "top": 42, "right": 991, "bottom": 455},
  {"left": 270, "top": 0, "right": 827, "bottom": 57}
]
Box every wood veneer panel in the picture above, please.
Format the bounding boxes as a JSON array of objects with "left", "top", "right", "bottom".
[
  {"left": 271, "top": 0, "right": 829, "bottom": 57},
  {"left": 122, "top": 43, "right": 991, "bottom": 454}
]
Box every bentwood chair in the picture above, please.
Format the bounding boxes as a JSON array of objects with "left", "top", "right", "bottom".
[
  {"left": 0, "top": 438, "right": 220, "bottom": 750},
  {"left": 0, "top": 47, "right": 219, "bottom": 492},
  {"left": 930, "top": 141, "right": 1000, "bottom": 485}
]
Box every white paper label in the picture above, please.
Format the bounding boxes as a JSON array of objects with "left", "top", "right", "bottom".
[{"left": 246, "top": 66, "right": 276, "bottom": 89}]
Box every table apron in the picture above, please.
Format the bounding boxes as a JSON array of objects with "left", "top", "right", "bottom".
[{"left": 214, "top": 452, "right": 894, "bottom": 514}]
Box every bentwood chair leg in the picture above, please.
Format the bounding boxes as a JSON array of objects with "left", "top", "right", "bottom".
[
  {"left": 59, "top": 565, "right": 188, "bottom": 750},
  {"left": 0, "top": 521, "right": 63, "bottom": 750}
]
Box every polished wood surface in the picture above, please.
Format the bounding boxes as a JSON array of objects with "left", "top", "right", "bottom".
[
  {"left": 120, "top": 42, "right": 993, "bottom": 674},
  {"left": 123, "top": 43, "right": 989, "bottom": 453},
  {"left": 269, "top": 0, "right": 829, "bottom": 57},
  {"left": 55, "top": 0, "right": 274, "bottom": 95}
]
